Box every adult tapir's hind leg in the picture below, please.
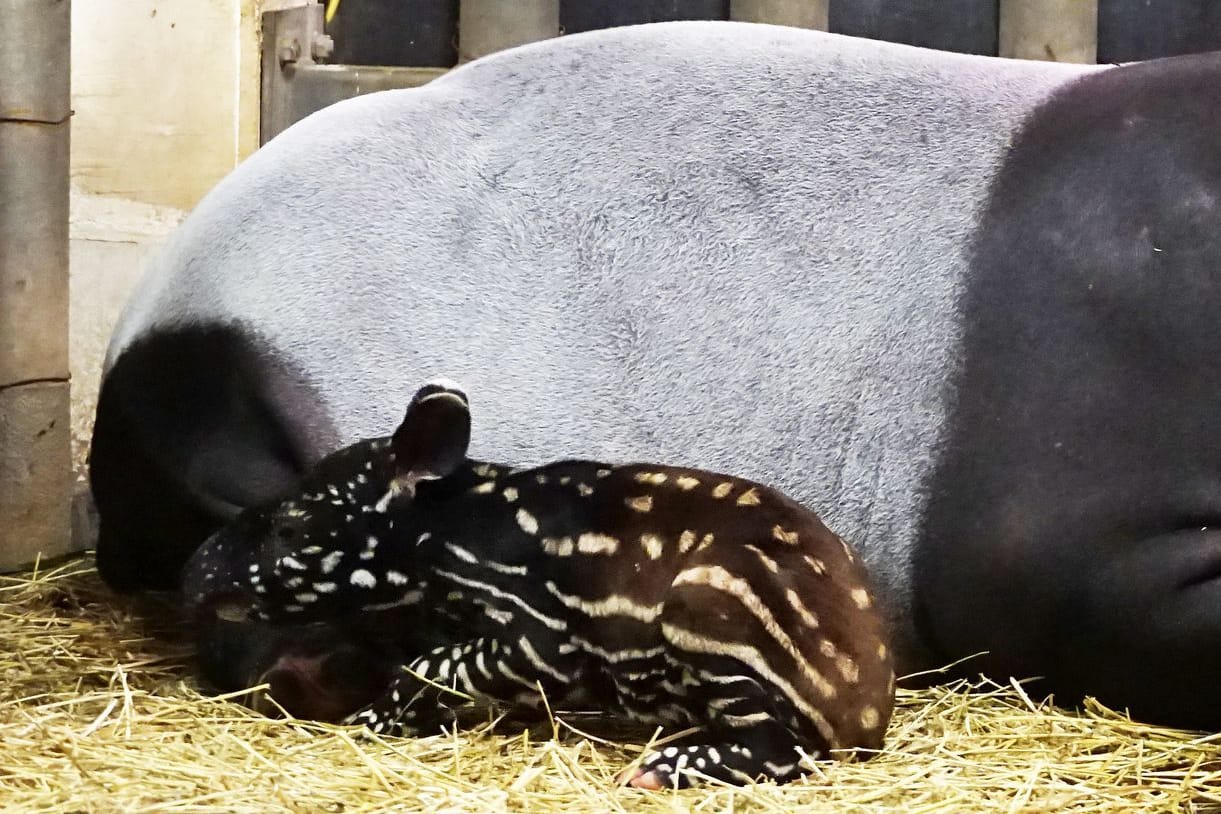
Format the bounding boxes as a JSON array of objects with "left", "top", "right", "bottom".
[
  {"left": 90, "top": 324, "right": 320, "bottom": 592},
  {"left": 915, "top": 52, "right": 1221, "bottom": 732},
  {"left": 1046, "top": 529, "right": 1221, "bottom": 730}
]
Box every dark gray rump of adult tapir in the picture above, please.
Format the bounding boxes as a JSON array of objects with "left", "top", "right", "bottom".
[{"left": 89, "top": 21, "right": 1221, "bottom": 729}]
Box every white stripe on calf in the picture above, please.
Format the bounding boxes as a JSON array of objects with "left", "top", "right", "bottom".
[
  {"left": 486, "top": 560, "right": 528, "bottom": 576},
  {"left": 455, "top": 662, "right": 477, "bottom": 696},
  {"left": 475, "top": 648, "right": 494, "bottom": 680},
  {"left": 661, "top": 622, "right": 838, "bottom": 748},
  {"left": 722, "top": 711, "right": 773, "bottom": 727},
  {"left": 569, "top": 635, "right": 666, "bottom": 664},
  {"left": 497, "top": 660, "right": 541, "bottom": 692},
  {"left": 436, "top": 569, "right": 567, "bottom": 630},
  {"left": 673, "top": 565, "right": 835, "bottom": 699},
  {"left": 516, "top": 636, "right": 572, "bottom": 684},
  {"left": 544, "top": 581, "right": 664, "bottom": 622}
]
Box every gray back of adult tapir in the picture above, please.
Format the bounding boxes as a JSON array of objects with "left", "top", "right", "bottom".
[{"left": 100, "top": 25, "right": 1091, "bottom": 665}]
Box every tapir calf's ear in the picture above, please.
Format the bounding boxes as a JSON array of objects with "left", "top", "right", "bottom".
[{"left": 391, "top": 380, "right": 471, "bottom": 486}]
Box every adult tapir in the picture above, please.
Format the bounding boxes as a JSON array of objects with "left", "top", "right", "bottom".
[{"left": 90, "top": 21, "right": 1221, "bottom": 730}]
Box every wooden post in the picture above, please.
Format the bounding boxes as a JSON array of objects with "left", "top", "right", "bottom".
[
  {"left": 0, "top": 0, "right": 73, "bottom": 570},
  {"left": 829, "top": 0, "right": 998, "bottom": 57},
  {"left": 999, "top": 0, "right": 1097, "bottom": 63},
  {"left": 730, "top": 0, "right": 827, "bottom": 30},
  {"left": 459, "top": 0, "right": 559, "bottom": 63}
]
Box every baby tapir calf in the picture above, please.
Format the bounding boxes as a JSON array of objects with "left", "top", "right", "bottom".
[{"left": 183, "top": 381, "right": 895, "bottom": 788}]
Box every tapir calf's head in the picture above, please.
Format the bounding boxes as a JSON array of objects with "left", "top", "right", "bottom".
[{"left": 182, "top": 380, "right": 475, "bottom": 624}]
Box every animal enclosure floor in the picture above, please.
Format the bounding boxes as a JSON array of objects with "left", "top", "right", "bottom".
[{"left": 2, "top": 557, "right": 1219, "bottom": 813}]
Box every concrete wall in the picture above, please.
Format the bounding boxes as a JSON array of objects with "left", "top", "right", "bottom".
[{"left": 72, "top": 0, "right": 261, "bottom": 209}]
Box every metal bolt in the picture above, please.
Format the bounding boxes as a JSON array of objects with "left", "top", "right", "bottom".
[
  {"left": 278, "top": 38, "right": 301, "bottom": 66},
  {"left": 311, "top": 33, "right": 334, "bottom": 62}
]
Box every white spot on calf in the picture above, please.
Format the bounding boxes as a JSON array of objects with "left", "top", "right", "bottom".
[
  {"left": 516, "top": 508, "right": 539, "bottom": 535},
  {"left": 350, "top": 569, "right": 377, "bottom": 588},
  {"left": 542, "top": 537, "right": 575, "bottom": 556},
  {"left": 626, "top": 495, "right": 653, "bottom": 513},
  {"left": 772, "top": 525, "right": 799, "bottom": 545},
  {"left": 640, "top": 534, "right": 665, "bottom": 560},
  {"left": 851, "top": 587, "right": 872, "bottom": 610},
  {"left": 675, "top": 475, "right": 700, "bottom": 491},
  {"left": 804, "top": 555, "right": 827, "bottom": 576},
  {"left": 837, "top": 654, "right": 859, "bottom": 684},
  {"left": 386, "top": 570, "right": 409, "bottom": 585},
  {"left": 503, "top": 487, "right": 519, "bottom": 502},
  {"left": 445, "top": 543, "right": 478, "bottom": 563},
  {"left": 577, "top": 532, "right": 619, "bottom": 555},
  {"left": 736, "top": 487, "right": 761, "bottom": 506},
  {"left": 374, "top": 481, "right": 404, "bottom": 514}
]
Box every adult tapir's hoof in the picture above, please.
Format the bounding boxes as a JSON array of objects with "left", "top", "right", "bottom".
[{"left": 89, "top": 20, "right": 1221, "bottom": 730}]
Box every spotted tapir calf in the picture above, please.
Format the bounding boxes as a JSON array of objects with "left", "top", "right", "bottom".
[
  {"left": 91, "top": 21, "right": 1221, "bottom": 730},
  {"left": 183, "top": 381, "right": 895, "bottom": 788}
]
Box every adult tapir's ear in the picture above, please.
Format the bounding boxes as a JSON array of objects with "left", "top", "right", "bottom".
[{"left": 391, "top": 380, "right": 471, "bottom": 486}]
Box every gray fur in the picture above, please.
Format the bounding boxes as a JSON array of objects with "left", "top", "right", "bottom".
[{"left": 105, "top": 22, "right": 1101, "bottom": 665}]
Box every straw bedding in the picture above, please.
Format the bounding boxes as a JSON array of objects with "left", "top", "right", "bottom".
[{"left": 2, "top": 556, "right": 1219, "bottom": 813}]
